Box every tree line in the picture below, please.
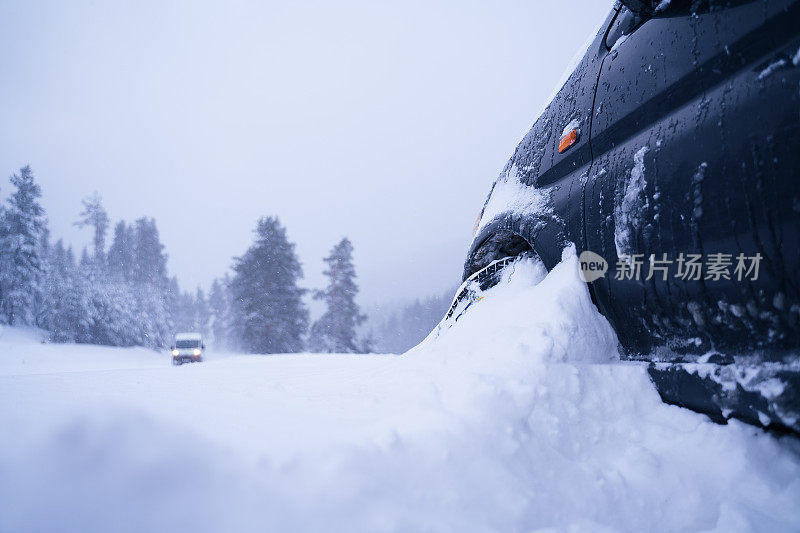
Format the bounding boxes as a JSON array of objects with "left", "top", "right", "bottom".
[
  {"left": 0, "top": 166, "right": 369, "bottom": 353},
  {"left": 366, "top": 290, "right": 453, "bottom": 353}
]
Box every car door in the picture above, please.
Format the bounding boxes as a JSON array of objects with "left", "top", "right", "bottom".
[
  {"left": 520, "top": 12, "right": 613, "bottom": 270},
  {"left": 586, "top": 0, "right": 800, "bottom": 356}
]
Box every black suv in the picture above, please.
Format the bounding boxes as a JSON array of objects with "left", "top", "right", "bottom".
[{"left": 465, "top": 0, "right": 800, "bottom": 432}]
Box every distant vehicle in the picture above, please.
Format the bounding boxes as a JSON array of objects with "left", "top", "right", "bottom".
[
  {"left": 171, "top": 333, "right": 205, "bottom": 365},
  {"left": 463, "top": 0, "right": 800, "bottom": 432}
]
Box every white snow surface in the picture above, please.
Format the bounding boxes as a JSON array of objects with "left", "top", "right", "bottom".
[
  {"left": 615, "top": 146, "right": 650, "bottom": 260},
  {"left": 757, "top": 58, "right": 788, "bottom": 80},
  {"left": 654, "top": 0, "right": 672, "bottom": 13},
  {"left": 477, "top": 166, "right": 553, "bottom": 235},
  {"left": 610, "top": 33, "right": 629, "bottom": 53},
  {"left": 2, "top": 251, "right": 799, "bottom": 532},
  {"left": 561, "top": 117, "right": 582, "bottom": 138}
]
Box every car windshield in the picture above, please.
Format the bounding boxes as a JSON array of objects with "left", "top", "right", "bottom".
[{"left": 175, "top": 340, "right": 200, "bottom": 349}]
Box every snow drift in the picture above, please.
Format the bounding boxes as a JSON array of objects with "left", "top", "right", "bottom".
[{"left": 1, "top": 250, "right": 799, "bottom": 532}]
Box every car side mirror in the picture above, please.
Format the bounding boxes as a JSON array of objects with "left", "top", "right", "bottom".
[
  {"left": 619, "top": 0, "right": 655, "bottom": 15},
  {"left": 201, "top": 344, "right": 206, "bottom": 350},
  {"left": 170, "top": 345, "right": 175, "bottom": 350}
]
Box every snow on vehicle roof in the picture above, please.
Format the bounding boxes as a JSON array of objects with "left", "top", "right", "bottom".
[{"left": 174, "top": 332, "right": 202, "bottom": 340}]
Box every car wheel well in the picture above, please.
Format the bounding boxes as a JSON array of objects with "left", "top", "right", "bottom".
[{"left": 464, "top": 230, "right": 533, "bottom": 280}]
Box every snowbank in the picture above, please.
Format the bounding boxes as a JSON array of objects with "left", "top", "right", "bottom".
[
  {"left": 0, "top": 326, "right": 165, "bottom": 377},
  {"left": 1, "top": 251, "right": 798, "bottom": 532}
]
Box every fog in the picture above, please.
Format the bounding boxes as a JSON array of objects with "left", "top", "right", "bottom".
[{"left": 0, "top": 0, "right": 611, "bottom": 306}]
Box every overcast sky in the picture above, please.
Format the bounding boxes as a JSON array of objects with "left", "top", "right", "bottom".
[{"left": 0, "top": 0, "right": 612, "bottom": 308}]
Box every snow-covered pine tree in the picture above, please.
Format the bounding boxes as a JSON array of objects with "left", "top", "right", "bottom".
[
  {"left": 79, "top": 247, "right": 91, "bottom": 268},
  {"left": 229, "top": 217, "right": 308, "bottom": 353},
  {"left": 358, "top": 331, "right": 375, "bottom": 354},
  {"left": 131, "top": 218, "right": 171, "bottom": 347},
  {"left": 132, "top": 218, "right": 168, "bottom": 284},
  {"left": 208, "top": 277, "right": 230, "bottom": 348},
  {"left": 77, "top": 245, "right": 108, "bottom": 344},
  {"left": 194, "top": 287, "right": 211, "bottom": 338},
  {"left": 0, "top": 166, "right": 47, "bottom": 325},
  {"left": 73, "top": 201, "right": 117, "bottom": 345},
  {"left": 74, "top": 195, "right": 129, "bottom": 345},
  {"left": 74, "top": 214, "right": 173, "bottom": 348},
  {"left": 107, "top": 220, "right": 136, "bottom": 281},
  {"left": 34, "top": 227, "right": 51, "bottom": 328},
  {"left": 63, "top": 245, "right": 92, "bottom": 342},
  {"left": 0, "top": 183, "right": 4, "bottom": 315},
  {"left": 164, "top": 276, "right": 182, "bottom": 333},
  {"left": 93, "top": 278, "right": 139, "bottom": 346},
  {"left": 309, "top": 238, "right": 366, "bottom": 353},
  {"left": 41, "top": 239, "right": 88, "bottom": 342},
  {"left": 169, "top": 290, "right": 196, "bottom": 333},
  {"left": 41, "top": 238, "right": 66, "bottom": 339},
  {"left": 75, "top": 192, "right": 109, "bottom": 266},
  {"left": 104, "top": 220, "right": 147, "bottom": 344}
]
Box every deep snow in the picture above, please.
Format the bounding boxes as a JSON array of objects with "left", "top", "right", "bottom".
[{"left": 1, "top": 251, "right": 799, "bottom": 532}]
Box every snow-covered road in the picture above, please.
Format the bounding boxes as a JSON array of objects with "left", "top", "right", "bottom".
[{"left": 1, "top": 252, "right": 799, "bottom": 532}]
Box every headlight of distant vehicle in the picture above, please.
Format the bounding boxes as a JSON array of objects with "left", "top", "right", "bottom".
[
  {"left": 193, "top": 348, "right": 201, "bottom": 356},
  {"left": 172, "top": 349, "right": 179, "bottom": 356}
]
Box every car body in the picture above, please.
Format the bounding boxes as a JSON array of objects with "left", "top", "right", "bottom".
[
  {"left": 171, "top": 332, "right": 205, "bottom": 365},
  {"left": 465, "top": 0, "right": 800, "bottom": 432}
]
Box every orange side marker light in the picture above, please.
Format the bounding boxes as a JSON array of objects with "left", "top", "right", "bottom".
[{"left": 558, "top": 128, "right": 580, "bottom": 153}]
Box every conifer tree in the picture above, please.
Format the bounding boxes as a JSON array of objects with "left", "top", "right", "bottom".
[
  {"left": 0, "top": 183, "right": 4, "bottom": 314},
  {"left": 164, "top": 276, "right": 182, "bottom": 333},
  {"left": 208, "top": 277, "right": 230, "bottom": 348},
  {"left": 194, "top": 287, "right": 211, "bottom": 337},
  {"left": 75, "top": 192, "right": 109, "bottom": 266},
  {"left": 0, "top": 166, "right": 47, "bottom": 325},
  {"left": 41, "top": 240, "right": 90, "bottom": 342},
  {"left": 132, "top": 217, "right": 168, "bottom": 284},
  {"left": 309, "top": 238, "right": 366, "bottom": 353},
  {"left": 166, "top": 288, "right": 195, "bottom": 334},
  {"left": 107, "top": 221, "right": 135, "bottom": 281},
  {"left": 131, "top": 217, "right": 171, "bottom": 347},
  {"left": 41, "top": 239, "right": 68, "bottom": 339},
  {"left": 34, "top": 227, "right": 51, "bottom": 328},
  {"left": 229, "top": 217, "right": 308, "bottom": 353},
  {"left": 0, "top": 174, "right": 187, "bottom": 348}
]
